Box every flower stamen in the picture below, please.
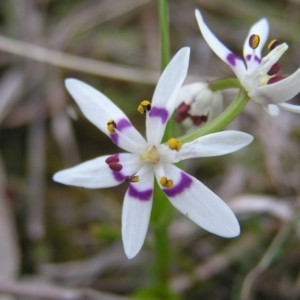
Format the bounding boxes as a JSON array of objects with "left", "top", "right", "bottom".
[
  {"left": 178, "top": 103, "right": 190, "bottom": 114},
  {"left": 267, "top": 62, "right": 281, "bottom": 76},
  {"left": 105, "top": 155, "right": 122, "bottom": 171},
  {"left": 267, "top": 74, "right": 288, "bottom": 85},
  {"left": 125, "top": 175, "right": 139, "bottom": 182},
  {"left": 107, "top": 119, "right": 117, "bottom": 134},
  {"left": 248, "top": 34, "right": 261, "bottom": 72},
  {"left": 105, "top": 156, "right": 119, "bottom": 164},
  {"left": 137, "top": 100, "right": 151, "bottom": 114},
  {"left": 159, "top": 176, "right": 174, "bottom": 188},
  {"left": 108, "top": 162, "right": 123, "bottom": 171},
  {"left": 268, "top": 39, "right": 281, "bottom": 51},
  {"left": 168, "top": 138, "right": 182, "bottom": 151},
  {"left": 249, "top": 34, "right": 260, "bottom": 50},
  {"left": 175, "top": 103, "right": 190, "bottom": 123},
  {"left": 191, "top": 115, "right": 208, "bottom": 125}
]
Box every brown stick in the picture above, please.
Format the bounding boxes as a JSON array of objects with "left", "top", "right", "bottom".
[
  {"left": 0, "top": 279, "right": 131, "bottom": 300},
  {"left": 0, "top": 35, "right": 159, "bottom": 84}
]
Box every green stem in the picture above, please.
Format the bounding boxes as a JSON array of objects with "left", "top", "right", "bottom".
[
  {"left": 209, "top": 78, "right": 241, "bottom": 91},
  {"left": 152, "top": 3, "right": 248, "bottom": 295},
  {"left": 158, "top": 0, "right": 170, "bottom": 71},
  {"left": 153, "top": 224, "right": 169, "bottom": 285},
  {"left": 151, "top": 183, "right": 174, "bottom": 288},
  {"left": 178, "top": 88, "right": 250, "bottom": 143},
  {"left": 148, "top": 0, "right": 173, "bottom": 294},
  {"left": 158, "top": 0, "right": 174, "bottom": 141}
]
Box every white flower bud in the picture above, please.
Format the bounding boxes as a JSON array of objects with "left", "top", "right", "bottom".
[{"left": 176, "top": 82, "right": 223, "bottom": 130}]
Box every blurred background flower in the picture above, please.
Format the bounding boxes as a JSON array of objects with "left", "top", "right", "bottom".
[{"left": 176, "top": 82, "right": 223, "bottom": 131}]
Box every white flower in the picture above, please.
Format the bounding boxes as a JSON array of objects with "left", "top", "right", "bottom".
[
  {"left": 195, "top": 9, "right": 300, "bottom": 116},
  {"left": 53, "top": 48, "right": 253, "bottom": 259},
  {"left": 176, "top": 82, "right": 223, "bottom": 130}
]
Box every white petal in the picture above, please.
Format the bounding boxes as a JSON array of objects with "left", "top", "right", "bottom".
[
  {"left": 146, "top": 47, "right": 190, "bottom": 144},
  {"left": 192, "top": 88, "right": 215, "bottom": 116},
  {"left": 53, "top": 153, "right": 141, "bottom": 189},
  {"left": 263, "top": 104, "right": 280, "bottom": 116},
  {"left": 207, "top": 91, "right": 223, "bottom": 122},
  {"left": 243, "top": 18, "right": 269, "bottom": 67},
  {"left": 278, "top": 102, "right": 300, "bottom": 113},
  {"left": 176, "top": 131, "right": 253, "bottom": 161},
  {"left": 195, "top": 10, "right": 246, "bottom": 82},
  {"left": 65, "top": 79, "right": 147, "bottom": 152},
  {"left": 160, "top": 164, "right": 240, "bottom": 237},
  {"left": 176, "top": 82, "right": 207, "bottom": 107},
  {"left": 122, "top": 165, "right": 154, "bottom": 259},
  {"left": 250, "top": 67, "right": 300, "bottom": 104}
]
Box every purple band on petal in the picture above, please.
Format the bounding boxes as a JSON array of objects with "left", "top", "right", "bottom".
[
  {"left": 117, "top": 118, "right": 131, "bottom": 131},
  {"left": 149, "top": 107, "right": 169, "bottom": 124},
  {"left": 163, "top": 172, "right": 192, "bottom": 197},
  {"left": 128, "top": 184, "right": 153, "bottom": 201},
  {"left": 109, "top": 119, "right": 132, "bottom": 145},
  {"left": 226, "top": 53, "right": 237, "bottom": 66},
  {"left": 110, "top": 134, "right": 118, "bottom": 145},
  {"left": 226, "top": 53, "right": 243, "bottom": 67},
  {"left": 113, "top": 171, "right": 125, "bottom": 182},
  {"left": 246, "top": 54, "right": 261, "bottom": 63}
]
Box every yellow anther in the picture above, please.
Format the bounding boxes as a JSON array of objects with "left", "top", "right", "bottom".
[
  {"left": 249, "top": 34, "right": 260, "bottom": 50},
  {"left": 268, "top": 39, "right": 280, "bottom": 51},
  {"left": 107, "top": 119, "right": 117, "bottom": 134},
  {"left": 130, "top": 176, "right": 139, "bottom": 183},
  {"left": 137, "top": 100, "right": 151, "bottom": 114},
  {"left": 125, "top": 175, "right": 139, "bottom": 182},
  {"left": 160, "top": 177, "right": 167, "bottom": 186},
  {"left": 168, "top": 138, "right": 182, "bottom": 151},
  {"left": 159, "top": 177, "right": 174, "bottom": 189}
]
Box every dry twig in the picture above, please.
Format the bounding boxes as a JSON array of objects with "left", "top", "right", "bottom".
[
  {"left": 240, "top": 211, "right": 300, "bottom": 300},
  {"left": 0, "top": 279, "right": 131, "bottom": 300},
  {"left": 0, "top": 34, "right": 159, "bottom": 84}
]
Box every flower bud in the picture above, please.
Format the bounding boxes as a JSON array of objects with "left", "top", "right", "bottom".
[{"left": 176, "top": 82, "right": 223, "bottom": 131}]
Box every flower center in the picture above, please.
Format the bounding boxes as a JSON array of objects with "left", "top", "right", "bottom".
[
  {"left": 258, "top": 40, "right": 286, "bottom": 87},
  {"left": 140, "top": 145, "right": 159, "bottom": 164}
]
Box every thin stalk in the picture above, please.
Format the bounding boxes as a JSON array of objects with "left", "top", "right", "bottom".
[
  {"left": 209, "top": 78, "right": 241, "bottom": 91},
  {"left": 150, "top": 0, "right": 173, "bottom": 293},
  {"left": 159, "top": 0, "right": 174, "bottom": 141},
  {"left": 151, "top": 184, "right": 174, "bottom": 288},
  {"left": 153, "top": 224, "right": 169, "bottom": 285},
  {"left": 158, "top": 0, "right": 170, "bottom": 71}
]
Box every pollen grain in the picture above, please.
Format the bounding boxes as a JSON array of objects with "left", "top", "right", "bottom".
[
  {"left": 168, "top": 138, "right": 182, "bottom": 151},
  {"left": 137, "top": 100, "right": 151, "bottom": 114},
  {"left": 249, "top": 34, "right": 260, "bottom": 50},
  {"left": 159, "top": 177, "right": 174, "bottom": 188},
  {"left": 107, "top": 119, "right": 117, "bottom": 134},
  {"left": 268, "top": 39, "right": 281, "bottom": 51}
]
